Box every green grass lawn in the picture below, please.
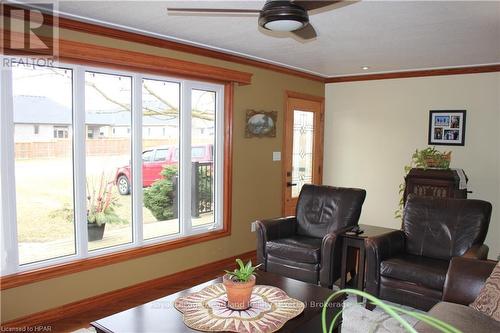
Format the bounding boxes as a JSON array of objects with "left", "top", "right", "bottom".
[
  {"left": 15, "top": 156, "right": 215, "bottom": 264},
  {"left": 15, "top": 156, "right": 156, "bottom": 243}
]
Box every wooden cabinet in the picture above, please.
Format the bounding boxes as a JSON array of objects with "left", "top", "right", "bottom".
[{"left": 403, "top": 168, "right": 468, "bottom": 203}]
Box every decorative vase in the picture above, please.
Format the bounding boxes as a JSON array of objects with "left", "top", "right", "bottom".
[
  {"left": 222, "top": 274, "right": 256, "bottom": 310},
  {"left": 87, "top": 223, "right": 106, "bottom": 241}
]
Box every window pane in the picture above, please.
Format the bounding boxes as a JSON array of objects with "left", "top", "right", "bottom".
[
  {"left": 191, "top": 89, "right": 215, "bottom": 227},
  {"left": 142, "top": 150, "right": 153, "bottom": 162},
  {"left": 141, "top": 78, "right": 180, "bottom": 240},
  {"left": 85, "top": 71, "right": 132, "bottom": 250},
  {"left": 292, "top": 110, "right": 314, "bottom": 198},
  {"left": 154, "top": 149, "right": 168, "bottom": 162},
  {"left": 12, "top": 64, "right": 75, "bottom": 265}
]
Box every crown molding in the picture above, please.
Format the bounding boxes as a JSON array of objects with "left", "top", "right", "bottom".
[{"left": 325, "top": 64, "right": 500, "bottom": 83}]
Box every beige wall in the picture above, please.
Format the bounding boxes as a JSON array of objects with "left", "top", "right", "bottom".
[
  {"left": 1, "top": 29, "right": 324, "bottom": 322},
  {"left": 324, "top": 73, "right": 500, "bottom": 259}
]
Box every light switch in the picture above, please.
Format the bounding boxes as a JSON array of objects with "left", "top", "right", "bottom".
[{"left": 273, "top": 151, "right": 281, "bottom": 161}]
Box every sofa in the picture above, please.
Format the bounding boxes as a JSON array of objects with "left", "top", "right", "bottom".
[{"left": 415, "top": 257, "right": 500, "bottom": 332}]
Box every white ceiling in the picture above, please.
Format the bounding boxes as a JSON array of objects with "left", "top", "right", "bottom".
[{"left": 23, "top": 1, "right": 500, "bottom": 77}]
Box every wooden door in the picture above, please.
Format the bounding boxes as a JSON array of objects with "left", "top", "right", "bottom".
[{"left": 282, "top": 92, "right": 324, "bottom": 216}]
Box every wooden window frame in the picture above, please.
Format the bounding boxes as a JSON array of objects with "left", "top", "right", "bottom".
[{"left": 0, "top": 33, "right": 237, "bottom": 290}]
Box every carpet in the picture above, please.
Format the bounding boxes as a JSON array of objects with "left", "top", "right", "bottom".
[{"left": 340, "top": 295, "right": 423, "bottom": 333}]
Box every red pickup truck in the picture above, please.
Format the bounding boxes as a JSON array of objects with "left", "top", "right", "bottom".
[{"left": 114, "top": 144, "right": 213, "bottom": 195}]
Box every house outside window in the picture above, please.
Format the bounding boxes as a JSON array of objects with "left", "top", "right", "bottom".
[{"left": 53, "top": 126, "right": 69, "bottom": 139}]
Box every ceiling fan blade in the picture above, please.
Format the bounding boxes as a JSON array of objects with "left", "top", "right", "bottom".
[
  {"left": 167, "top": 8, "right": 261, "bottom": 14},
  {"left": 292, "top": 23, "right": 317, "bottom": 40},
  {"left": 293, "top": 1, "right": 339, "bottom": 11}
]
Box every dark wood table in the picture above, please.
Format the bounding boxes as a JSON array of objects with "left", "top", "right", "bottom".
[
  {"left": 91, "top": 270, "right": 344, "bottom": 333},
  {"left": 340, "top": 224, "right": 397, "bottom": 303}
]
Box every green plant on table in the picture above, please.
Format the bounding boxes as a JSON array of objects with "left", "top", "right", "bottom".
[
  {"left": 224, "top": 259, "right": 262, "bottom": 282},
  {"left": 409, "top": 147, "right": 451, "bottom": 170},
  {"left": 394, "top": 147, "right": 451, "bottom": 219}
]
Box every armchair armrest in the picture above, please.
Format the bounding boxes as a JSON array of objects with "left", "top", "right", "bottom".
[
  {"left": 319, "top": 225, "right": 357, "bottom": 288},
  {"left": 461, "top": 244, "right": 489, "bottom": 260},
  {"left": 254, "top": 216, "right": 296, "bottom": 268},
  {"left": 443, "top": 257, "right": 496, "bottom": 305},
  {"left": 364, "top": 230, "right": 405, "bottom": 297}
]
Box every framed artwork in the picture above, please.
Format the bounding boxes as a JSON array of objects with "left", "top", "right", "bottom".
[
  {"left": 245, "top": 110, "right": 277, "bottom": 138},
  {"left": 428, "top": 110, "right": 466, "bottom": 146}
]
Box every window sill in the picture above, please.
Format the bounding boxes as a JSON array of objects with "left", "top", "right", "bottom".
[{"left": 0, "top": 227, "right": 230, "bottom": 290}]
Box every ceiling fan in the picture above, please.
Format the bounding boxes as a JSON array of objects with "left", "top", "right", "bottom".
[{"left": 166, "top": 1, "right": 340, "bottom": 40}]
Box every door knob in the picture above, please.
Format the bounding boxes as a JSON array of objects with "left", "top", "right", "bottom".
[{"left": 287, "top": 182, "right": 297, "bottom": 187}]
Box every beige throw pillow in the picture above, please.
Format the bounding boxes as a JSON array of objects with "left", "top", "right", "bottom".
[{"left": 470, "top": 261, "right": 500, "bottom": 322}]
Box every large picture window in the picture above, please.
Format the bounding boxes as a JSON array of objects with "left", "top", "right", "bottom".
[{"left": 0, "top": 61, "right": 224, "bottom": 274}]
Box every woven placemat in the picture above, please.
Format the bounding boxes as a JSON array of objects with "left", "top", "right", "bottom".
[{"left": 175, "top": 283, "right": 305, "bottom": 333}]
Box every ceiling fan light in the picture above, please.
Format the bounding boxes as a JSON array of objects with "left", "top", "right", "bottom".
[
  {"left": 258, "top": 1, "right": 309, "bottom": 32},
  {"left": 264, "top": 19, "right": 305, "bottom": 32}
]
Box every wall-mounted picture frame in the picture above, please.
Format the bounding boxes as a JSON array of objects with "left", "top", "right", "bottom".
[
  {"left": 428, "top": 110, "right": 466, "bottom": 146},
  {"left": 245, "top": 110, "right": 277, "bottom": 138}
]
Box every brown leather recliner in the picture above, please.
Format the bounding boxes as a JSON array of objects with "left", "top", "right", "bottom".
[
  {"left": 255, "top": 184, "right": 366, "bottom": 288},
  {"left": 365, "top": 195, "right": 492, "bottom": 310}
]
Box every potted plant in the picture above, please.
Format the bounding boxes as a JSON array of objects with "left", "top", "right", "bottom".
[
  {"left": 409, "top": 147, "right": 451, "bottom": 169},
  {"left": 223, "top": 259, "right": 261, "bottom": 310},
  {"left": 86, "top": 173, "right": 125, "bottom": 241},
  {"left": 395, "top": 147, "right": 451, "bottom": 219},
  {"left": 50, "top": 173, "right": 125, "bottom": 241}
]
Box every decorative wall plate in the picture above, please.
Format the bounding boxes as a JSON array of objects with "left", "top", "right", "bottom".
[{"left": 174, "top": 283, "right": 305, "bottom": 333}]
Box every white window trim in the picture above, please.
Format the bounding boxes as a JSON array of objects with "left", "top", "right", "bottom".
[
  {"left": 74, "top": 65, "right": 89, "bottom": 259},
  {"left": 0, "top": 59, "right": 224, "bottom": 274},
  {"left": 1, "top": 59, "right": 19, "bottom": 276}
]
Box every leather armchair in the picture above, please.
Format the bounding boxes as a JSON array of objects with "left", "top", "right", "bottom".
[
  {"left": 255, "top": 184, "right": 366, "bottom": 288},
  {"left": 365, "top": 195, "right": 492, "bottom": 310}
]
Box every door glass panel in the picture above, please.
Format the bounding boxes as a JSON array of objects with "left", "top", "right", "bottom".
[
  {"left": 191, "top": 89, "right": 216, "bottom": 227},
  {"left": 141, "top": 78, "right": 180, "bottom": 240},
  {"left": 85, "top": 71, "right": 133, "bottom": 250},
  {"left": 12, "top": 63, "right": 76, "bottom": 265},
  {"left": 292, "top": 110, "right": 314, "bottom": 198}
]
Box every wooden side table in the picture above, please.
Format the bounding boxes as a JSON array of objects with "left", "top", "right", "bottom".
[{"left": 340, "top": 224, "right": 397, "bottom": 303}]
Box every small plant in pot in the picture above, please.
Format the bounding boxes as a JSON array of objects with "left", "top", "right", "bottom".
[
  {"left": 86, "top": 173, "right": 125, "bottom": 241},
  {"left": 50, "top": 173, "right": 125, "bottom": 242},
  {"left": 395, "top": 147, "right": 451, "bottom": 219},
  {"left": 223, "top": 259, "right": 261, "bottom": 310}
]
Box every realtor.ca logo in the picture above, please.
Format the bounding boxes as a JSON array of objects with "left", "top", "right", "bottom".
[{"left": 1, "top": 3, "right": 58, "bottom": 66}]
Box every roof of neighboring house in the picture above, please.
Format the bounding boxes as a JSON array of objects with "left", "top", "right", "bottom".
[
  {"left": 14, "top": 95, "right": 73, "bottom": 125},
  {"left": 13, "top": 95, "right": 211, "bottom": 127}
]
